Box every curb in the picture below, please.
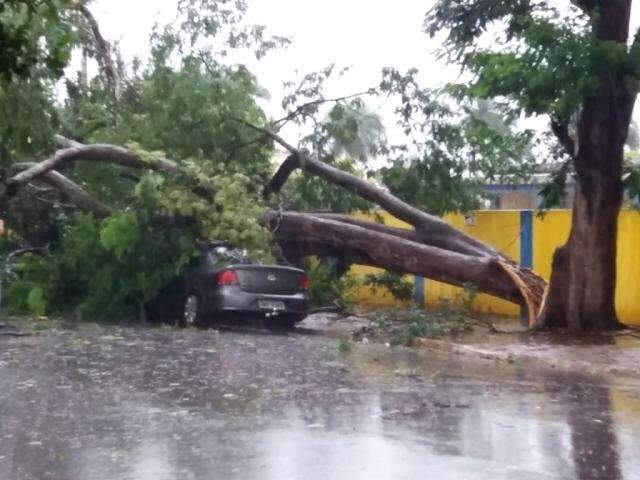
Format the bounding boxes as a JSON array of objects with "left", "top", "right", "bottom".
[{"left": 412, "top": 337, "right": 640, "bottom": 381}]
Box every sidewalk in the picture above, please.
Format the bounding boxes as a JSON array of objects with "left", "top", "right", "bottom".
[
  {"left": 300, "top": 313, "right": 640, "bottom": 381},
  {"left": 414, "top": 331, "right": 640, "bottom": 380}
]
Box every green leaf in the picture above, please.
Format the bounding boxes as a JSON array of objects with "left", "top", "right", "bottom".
[
  {"left": 99, "top": 213, "right": 140, "bottom": 259},
  {"left": 27, "top": 287, "right": 46, "bottom": 316}
]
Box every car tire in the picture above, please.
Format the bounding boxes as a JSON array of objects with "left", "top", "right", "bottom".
[{"left": 180, "top": 293, "right": 203, "bottom": 328}]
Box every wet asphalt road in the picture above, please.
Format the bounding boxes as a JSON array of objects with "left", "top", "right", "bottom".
[{"left": 1, "top": 324, "right": 640, "bottom": 480}]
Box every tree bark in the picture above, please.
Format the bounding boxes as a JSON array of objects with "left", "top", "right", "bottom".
[
  {"left": 537, "top": 0, "right": 636, "bottom": 331},
  {"left": 239, "top": 120, "right": 502, "bottom": 259},
  {"left": 0, "top": 140, "right": 203, "bottom": 221},
  {"left": 0, "top": 140, "right": 194, "bottom": 205},
  {"left": 5, "top": 161, "right": 112, "bottom": 218},
  {"left": 35, "top": 170, "right": 112, "bottom": 218},
  {"left": 263, "top": 211, "right": 535, "bottom": 304}
]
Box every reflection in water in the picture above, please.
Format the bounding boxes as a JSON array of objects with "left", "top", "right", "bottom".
[
  {"left": 1, "top": 329, "right": 639, "bottom": 480},
  {"left": 565, "top": 378, "right": 622, "bottom": 480},
  {"left": 130, "top": 427, "right": 177, "bottom": 480}
]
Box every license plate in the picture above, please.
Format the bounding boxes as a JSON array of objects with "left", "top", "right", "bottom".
[{"left": 259, "top": 300, "right": 285, "bottom": 310}]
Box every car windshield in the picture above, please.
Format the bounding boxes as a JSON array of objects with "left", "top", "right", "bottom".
[{"left": 210, "top": 245, "right": 250, "bottom": 264}]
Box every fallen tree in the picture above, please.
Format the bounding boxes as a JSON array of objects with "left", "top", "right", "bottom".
[
  {"left": 252, "top": 124, "right": 548, "bottom": 327},
  {"left": 1, "top": 133, "right": 547, "bottom": 327},
  {"left": 264, "top": 210, "right": 536, "bottom": 305}
]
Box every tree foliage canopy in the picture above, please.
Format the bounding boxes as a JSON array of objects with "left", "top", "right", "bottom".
[
  {"left": 426, "top": 0, "right": 640, "bottom": 205},
  {"left": 0, "top": 0, "right": 75, "bottom": 81}
]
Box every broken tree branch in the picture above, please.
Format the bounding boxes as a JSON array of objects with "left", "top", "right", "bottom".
[
  {"left": 266, "top": 211, "right": 546, "bottom": 324},
  {"left": 38, "top": 171, "right": 112, "bottom": 217},
  {"left": 3, "top": 143, "right": 183, "bottom": 201},
  {"left": 248, "top": 120, "right": 548, "bottom": 322},
  {"left": 309, "top": 213, "right": 495, "bottom": 259},
  {"left": 266, "top": 152, "right": 500, "bottom": 258},
  {"left": 10, "top": 162, "right": 112, "bottom": 217},
  {"left": 9, "top": 144, "right": 180, "bottom": 187},
  {"left": 272, "top": 89, "right": 376, "bottom": 129},
  {"left": 76, "top": 3, "right": 119, "bottom": 97},
  {"left": 237, "top": 112, "right": 503, "bottom": 259}
]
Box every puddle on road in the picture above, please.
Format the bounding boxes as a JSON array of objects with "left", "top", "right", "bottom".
[{"left": 1, "top": 326, "right": 639, "bottom": 480}]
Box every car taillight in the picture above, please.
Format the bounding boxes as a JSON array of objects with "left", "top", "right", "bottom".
[
  {"left": 299, "top": 274, "right": 310, "bottom": 290},
  {"left": 216, "top": 269, "right": 239, "bottom": 285}
]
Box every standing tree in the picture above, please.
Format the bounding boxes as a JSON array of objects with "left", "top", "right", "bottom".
[{"left": 426, "top": 0, "right": 639, "bottom": 330}]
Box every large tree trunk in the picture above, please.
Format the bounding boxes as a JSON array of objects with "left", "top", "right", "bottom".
[
  {"left": 536, "top": 0, "right": 636, "bottom": 331},
  {"left": 263, "top": 211, "right": 541, "bottom": 305},
  {"left": 254, "top": 123, "right": 547, "bottom": 323},
  {"left": 538, "top": 182, "right": 623, "bottom": 330},
  {"left": 267, "top": 152, "right": 501, "bottom": 259}
]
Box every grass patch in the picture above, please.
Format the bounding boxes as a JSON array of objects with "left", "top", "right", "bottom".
[
  {"left": 338, "top": 338, "right": 352, "bottom": 353},
  {"left": 370, "top": 306, "right": 474, "bottom": 346}
]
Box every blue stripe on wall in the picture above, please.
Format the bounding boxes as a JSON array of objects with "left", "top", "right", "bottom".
[
  {"left": 414, "top": 276, "right": 425, "bottom": 306},
  {"left": 413, "top": 225, "right": 426, "bottom": 306},
  {"left": 519, "top": 210, "right": 533, "bottom": 320},
  {"left": 520, "top": 210, "right": 533, "bottom": 269}
]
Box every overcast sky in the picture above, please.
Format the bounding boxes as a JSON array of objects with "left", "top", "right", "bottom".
[
  {"left": 83, "top": 0, "right": 640, "bottom": 150},
  {"left": 84, "top": 0, "right": 456, "bottom": 141}
]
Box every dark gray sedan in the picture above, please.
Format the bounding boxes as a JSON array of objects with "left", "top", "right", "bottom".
[{"left": 148, "top": 243, "right": 309, "bottom": 330}]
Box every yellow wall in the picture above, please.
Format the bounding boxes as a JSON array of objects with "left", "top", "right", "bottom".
[
  {"left": 532, "top": 210, "right": 640, "bottom": 324},
  {"left": 350, "top": 209, "right": 640, "bottom": 325},
  {"left": 616, "top": 211, "right": 640, "bottom": 324},
  {"left": 426, "top": 211, "right": 521, "bottom": 316},
  {"left": 532, "top": 211, "right": 571, "bottom": 280}
]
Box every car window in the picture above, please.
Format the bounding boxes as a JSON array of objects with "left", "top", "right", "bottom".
[{"left": 207, "top": 246, "right": 250, "bottom": 264}]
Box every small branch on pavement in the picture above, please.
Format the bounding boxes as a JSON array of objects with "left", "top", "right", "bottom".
[{"left": 0, "top": 331, "right": 34, "bottom": 337}]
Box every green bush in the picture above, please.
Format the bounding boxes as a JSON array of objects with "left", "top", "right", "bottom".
[
  {"left": 2, "top": 253, "right": 52, "bottom": 315},
  {"left": 372, "top": 305, "right": 474, "bottom": 345},
  {"left": 363, "top": 271, "right": 413, "bottom": 301},
  {"left": 26, "top": 287, "right": 46, "bottom": 316},
  {"left": 306, "top": 261, "right": 359, "bottom": 309}
]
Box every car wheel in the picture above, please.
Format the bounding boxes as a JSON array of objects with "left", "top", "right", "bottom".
[{"left": 180, "top": 294, "right": 201, "bottom": 328}]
